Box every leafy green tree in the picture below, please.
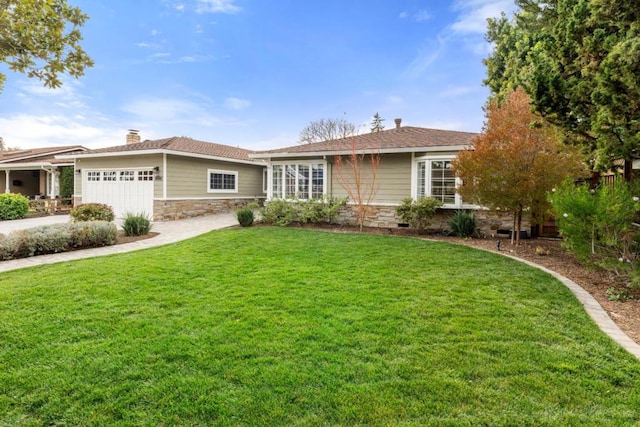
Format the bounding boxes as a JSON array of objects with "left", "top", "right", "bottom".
[
  {"left": 0, "top": 0, "right": 94, "bottom": 93},
  {"left": 484, "top": 0, "right": 640, "bottom": 170}
]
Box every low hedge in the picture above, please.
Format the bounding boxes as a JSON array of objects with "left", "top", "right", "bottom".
[
  {"left": 0, "top": 221, "right": 118, "bottom": 261},
  {"left": 0, "top": 193, "right": 30, "bottom": 220}
]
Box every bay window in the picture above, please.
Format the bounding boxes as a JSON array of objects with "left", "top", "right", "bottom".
[
  {"left": 414, "top": 157, "right": 460, "bottom": 206},
  {"left": 270, "top": 162, "right": 326, "bottom": 200}
]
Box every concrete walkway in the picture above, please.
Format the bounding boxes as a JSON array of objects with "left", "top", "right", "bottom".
[
  {"left": 0, "top": 213, "right": 238, "bottom": 273},
  {"left": 1, "top": 214, "right": 638, "bottom": 361}
]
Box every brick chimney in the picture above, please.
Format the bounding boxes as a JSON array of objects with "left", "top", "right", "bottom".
[
  {"left": 394, "top": 118, "right": 402, "bottom": 129},
  {"left": 126, "top": 129, "right": 140, "bottom": 145}
]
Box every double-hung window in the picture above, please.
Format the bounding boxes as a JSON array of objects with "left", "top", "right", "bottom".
[
  {"left": 208, "top": 169, "right": 238, "bottom": 193},
  {"left": 414, "top": 157, "right": 460, "bottom": 206},
  {"left": 271, "top": 162, "right": 325, "bottom": 200}
]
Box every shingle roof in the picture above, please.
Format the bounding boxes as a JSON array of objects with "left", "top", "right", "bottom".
[
  {"left": 0, "top": 146, "right": 86, "bottom": 164},
  {"left": 254, "top": 126, "right": 478, "bottom": 156},
  {"left": 78, "top": 136, "right": 257, "bottom": 162}
]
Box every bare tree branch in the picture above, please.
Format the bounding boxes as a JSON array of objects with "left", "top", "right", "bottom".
[{"left": 298, "top": 118, "right": 359, "bottom": 144}]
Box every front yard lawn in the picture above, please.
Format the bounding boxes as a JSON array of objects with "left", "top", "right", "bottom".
[{"left": 0, "top": 228, "right": 639, "bottom": 425}]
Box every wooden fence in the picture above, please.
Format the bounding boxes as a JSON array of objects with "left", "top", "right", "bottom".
[{"left": 29, "top": 198, "right": 73, "bottom": 215}]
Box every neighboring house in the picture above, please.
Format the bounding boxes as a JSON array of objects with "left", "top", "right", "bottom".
[
  {"left": 58, "top": 131, "right": 266, "bottom": 220},
  {"left": 251, "top": 118, "right": 518, "bottom": 234},
  {"left": 0, "top": 146, "right": 87, "bottom": 198}
]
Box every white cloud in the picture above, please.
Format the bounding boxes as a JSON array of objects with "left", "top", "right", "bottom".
[
  {"left": 402, "top": 36, "right": 447, "bottom": 79},
  {"left": 451, "top": 0, "right": 515, "bottom": 35},
  {"left": 195, "top": 0, "right": 241, "bottom": 14},
  {"left": 16, "top": 79, "right": 87, "bottom": 110},
  {"left": 0, "top": 114, "right": 120, "bottom": 150},
  {"left": 174, "top": 3, "right": 185, "bottom": 11},
  {"left": 120, "top": 96, "right": 247, "bottom": 129},
  {"left": 136, "top": 42, "right": 162, "bottom": 49},
  {"left": 224, "top": 97, "right": 251, "bottom": 111},
  {"left": 136, "top": 53, "right": 215, "bottom": 65},
  {"left": 413, "top": 10, "right": 431, "bottom": 22},
  {"left": 398, "top": 9, "right": 431, "bottom": 22}
]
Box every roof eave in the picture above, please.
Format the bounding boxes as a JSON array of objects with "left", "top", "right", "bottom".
[
  {"left": 0, "top": 162, "right": 60, "bottom": 169},
  {"left": 0, "top": 146, "right": 87, "bottom": 164},
  {"left": 58, "top": 148, "right": 266, "bottom": 166},
  {"left": 249, "top": 145, "right": 469, "bottom": 159}
]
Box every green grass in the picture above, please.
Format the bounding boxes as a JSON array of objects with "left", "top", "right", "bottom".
[{"left": 0, "top": 227, "right": 639, "bottom": 425}]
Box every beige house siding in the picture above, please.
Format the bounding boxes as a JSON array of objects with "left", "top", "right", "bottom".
[
  {"left": 165, "top": 155, "right": 264, "bottom": 199},
  {"left": 329, "top": 153, "right": 412, "bottom": 205},
  {"left": 75, "top": 154, "right": 163, "bottom": 198}
]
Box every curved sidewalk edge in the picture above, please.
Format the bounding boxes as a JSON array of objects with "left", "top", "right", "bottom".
[
  {"left": 502, "top": 252, "right": 640, "bottom": 361},
  {"left": 0, "top": 213, "right": 239, "bottom": 274}
]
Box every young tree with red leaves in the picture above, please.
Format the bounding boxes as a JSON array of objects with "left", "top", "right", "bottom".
[
  {"left": 334, "top": 139, "right": 381, "bottom": 232},
  {"left": 452, "top": 88, "right": 585, "bottom": 244}
]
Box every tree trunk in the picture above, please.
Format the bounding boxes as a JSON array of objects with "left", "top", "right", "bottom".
[
  {"left": 511, "top": 212, "right": 516, "bottom": 245},
  {"left": 515, "top": 209, "right": 522, "bottom": 245}
]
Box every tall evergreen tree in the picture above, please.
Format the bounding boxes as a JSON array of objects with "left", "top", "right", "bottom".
[
  {"left": 484, "top": 0, "right": 640, "bottom": 170},
  {"left": 370, "top": 113, "right": 385, "bottom": 133}
]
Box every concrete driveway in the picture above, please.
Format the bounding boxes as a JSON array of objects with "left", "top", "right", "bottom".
[
  {"left": 0, "top": 215, "right": 71, "bottom": 235},
  {"left": 0, "top": 212, "right": 239, "bottom": 272}
]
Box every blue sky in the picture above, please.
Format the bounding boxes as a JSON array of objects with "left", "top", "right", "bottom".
[{"left": 0, "top": 0, "right": 516, "bottom": 150}]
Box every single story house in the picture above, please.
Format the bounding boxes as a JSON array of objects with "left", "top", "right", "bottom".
[
  {"left": 58, "top": 131, "right": 266, "bottom": 220},
  {"left": 0, "top": 146, "right": 87, "bottom": 198},
  {"left": 250, "top": 118, "right": 518, "bottom": 234}
]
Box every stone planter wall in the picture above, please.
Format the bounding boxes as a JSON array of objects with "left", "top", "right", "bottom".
[
  {"left": 337, "top": 204, "right": 530, "bottom": 237},
  {"left": 153, "top": 198, "right": 257, "bottom": 221}
]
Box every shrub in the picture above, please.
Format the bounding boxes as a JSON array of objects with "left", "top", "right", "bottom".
[
  {"left": 70, "top": 203, "right": 115, "bottom": 222},
  {"left": 59, "top": 166, "right": 74, "bottom": 199},
  {"left": 236, "top": 206, "right": 255, "bottom": 227},
  {"left": 396, "top": 197, "right": 443, "bottom": 234},
  {"left": 70, "top": 221, "right": 118, "bottom": 248},
  {"left": 260, "top": 199, "right": 299, "bottom": 226},
  {"left": 550, "top": 178, "right": 640, "bottom": 287},
  {"left": 448, "top": 210, "right": 477, "bottom": 237},
  {"left": 122, "top": 212, "right": 153, "bottom": 236},
  {"left": 298, "top": 197, "right": 348, "bottom": 225},
  {"left": 0, "top": 221, "right": 117, "bottom": 260},
  {"left": 0, "top": 193, "right": 29, "bottom": 220}
]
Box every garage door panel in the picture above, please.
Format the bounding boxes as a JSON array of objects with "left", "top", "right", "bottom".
[{"left": 82, "top": 169, "right": 154, "bottom": 220}]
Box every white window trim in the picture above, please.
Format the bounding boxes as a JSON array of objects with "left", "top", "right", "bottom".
[
  {"left": 207, "top": 169, "right": 238, "bottom": 194},
  {"left": 262, "top": 168, "right": 268, "bottom": 193},
  {"left": 268, "top": 160, "right": 327, "bottom": 200},
  {"left": 412, "top": 155, "right": 462, "bottom": 208}
]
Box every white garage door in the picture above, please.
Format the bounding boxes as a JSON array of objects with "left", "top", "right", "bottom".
[{"left": 82, "top": 169, "right": 154, "bottom": 220}]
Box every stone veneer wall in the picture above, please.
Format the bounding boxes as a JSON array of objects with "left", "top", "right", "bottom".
[
  {"left": 336, "top": 204, "right": 530, "bottom": 237},
  {"left": 153, "top": 198, "right": 257, "bottom": 221}
]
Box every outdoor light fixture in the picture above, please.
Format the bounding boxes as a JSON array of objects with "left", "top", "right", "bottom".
[
  {"left": 154, "top": 166, "right": 160, "bottom": 172},
  {"left": 76, "top": 169, "right": 81, "bottom": 174}
]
